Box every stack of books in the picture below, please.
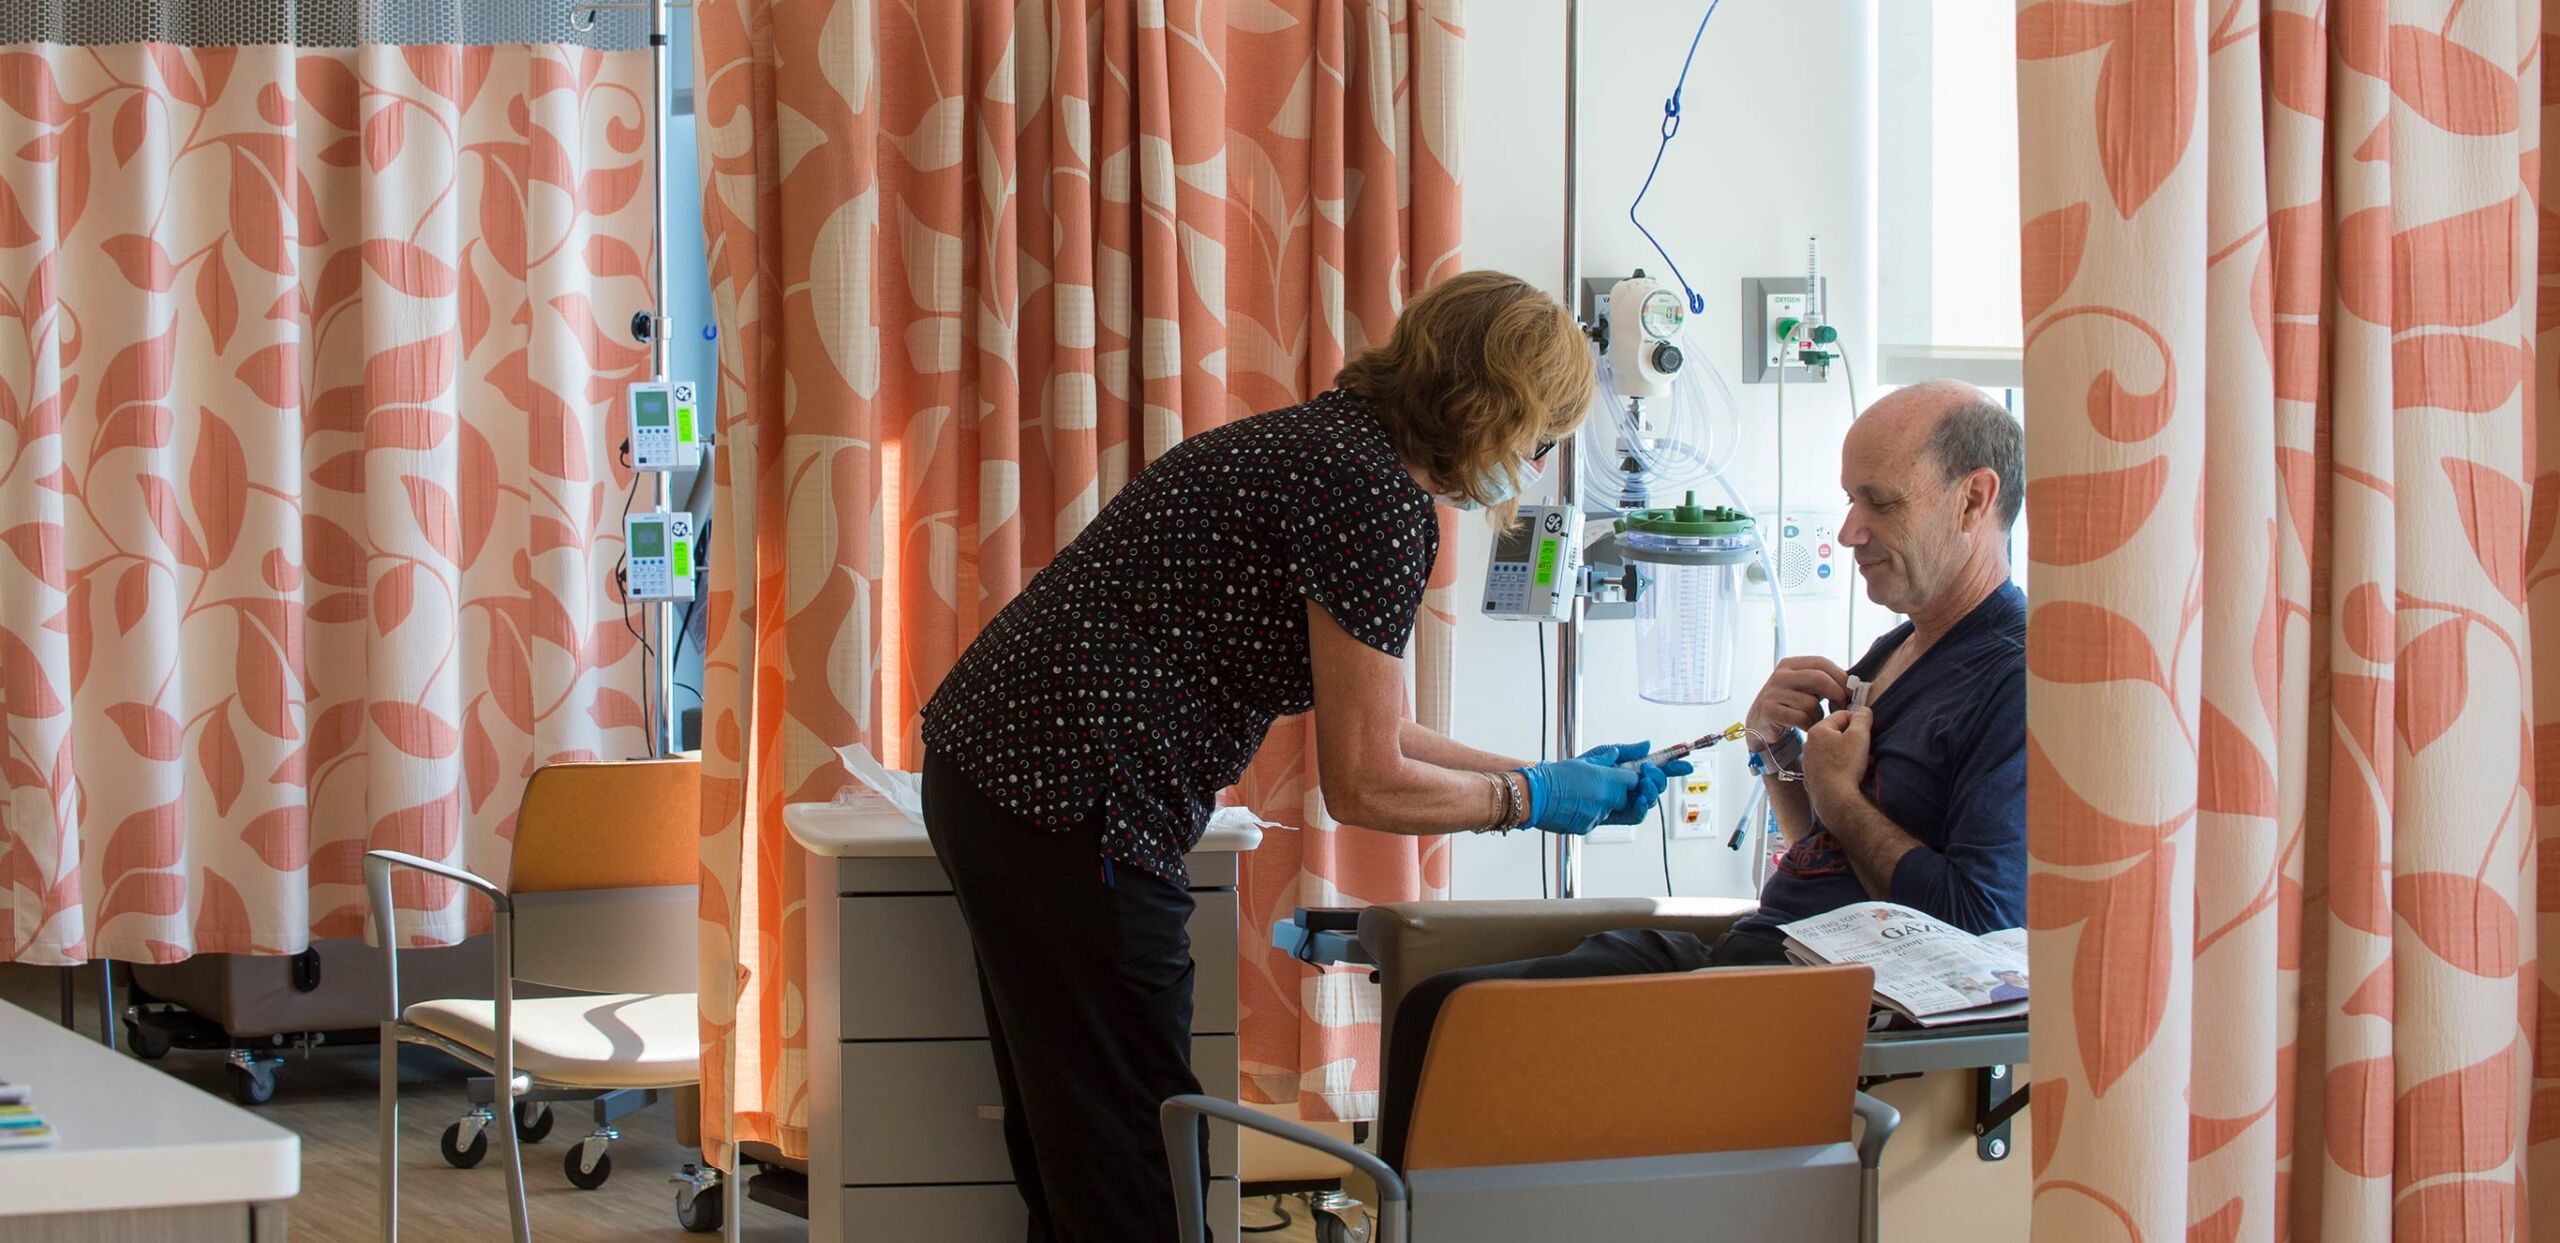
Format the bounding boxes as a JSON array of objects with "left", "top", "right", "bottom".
[{"left": 0, "top": 1082, "right": 53, "bottom": 1149}]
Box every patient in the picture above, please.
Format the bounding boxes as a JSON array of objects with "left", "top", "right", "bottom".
[{"left": 1379, "top": 381, "right": 2026, "bottom": 1164}]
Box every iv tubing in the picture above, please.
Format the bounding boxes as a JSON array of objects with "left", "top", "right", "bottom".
[{"left": 1840, "top": 343, "right": 1862, "bottom": 657}]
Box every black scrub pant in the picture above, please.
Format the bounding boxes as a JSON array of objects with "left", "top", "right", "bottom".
[
  {"left": 922, "top": 751, "right": 1208, "bottom": 1243},
  {"left": 1374, "top": 927, "right": 1793, "bottom": 1168}
]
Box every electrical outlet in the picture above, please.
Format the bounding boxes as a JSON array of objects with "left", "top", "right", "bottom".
[{"left": 1667, "top": 775, "right": 1715, "bottom": 840}]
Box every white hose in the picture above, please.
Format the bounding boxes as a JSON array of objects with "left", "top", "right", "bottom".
[{"left": 1582, "top": 328, "right": 1741, "bottom": 497}]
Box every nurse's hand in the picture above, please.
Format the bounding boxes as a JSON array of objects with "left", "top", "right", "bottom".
[
  {"left": 1520, "top": 743, "right": 1690, "bottom": 834},
  {"left": 1580, "top": 741, "right": 1692, "bottom": 826}
]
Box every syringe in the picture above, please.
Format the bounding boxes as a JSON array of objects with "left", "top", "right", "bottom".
[{"left": 1621, "top": 723, "right": 1749, "bottom": 768}]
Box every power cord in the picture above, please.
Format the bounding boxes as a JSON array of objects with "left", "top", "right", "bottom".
[
  {"left": 613, "top": 474, "right": 657, "bottom": 749},
  {"left": 1658, "top": 793, "right": 1676, "bottom": 897},
  {"left": 1535, "top": 623, "right": 1549, "bottom": 900}
]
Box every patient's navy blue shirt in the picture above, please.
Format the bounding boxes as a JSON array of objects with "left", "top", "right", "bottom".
[{"left": 1730, "top": 581, "right": 2028, "bottom": 943}]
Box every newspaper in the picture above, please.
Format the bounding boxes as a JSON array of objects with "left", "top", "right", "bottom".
[{"left": 1779, "top": 902, "right": 2029, "bottom": 1027}]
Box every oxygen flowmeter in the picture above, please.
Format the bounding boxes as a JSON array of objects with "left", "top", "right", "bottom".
[{"left": 624, "top": 509, "right": 697, "bottom": 601}]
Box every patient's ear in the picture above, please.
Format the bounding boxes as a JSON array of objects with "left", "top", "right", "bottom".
[{"left": 1959, "top": 467, "right": 2000, "bottom": 531}]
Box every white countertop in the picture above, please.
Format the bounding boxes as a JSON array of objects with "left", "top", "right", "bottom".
[
  {"left": 783, "top": 800, "right": 1266, "bottom": 858},
  {"left": 0, "top": 998, "right": 300, "bottom": 1215}
]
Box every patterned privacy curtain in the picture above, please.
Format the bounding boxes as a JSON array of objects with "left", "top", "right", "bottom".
[
  {"left": 2016, "top": 1, "right": 2560, "bottom": 1237},
  {"left": 0, "top": 6, "right": 656, "bottom": 964},
  {"left": 691, "top": 0, "right": 1461, "bottom": 1164}
]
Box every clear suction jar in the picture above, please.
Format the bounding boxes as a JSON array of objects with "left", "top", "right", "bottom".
[{"left": 1618, "top": 495, "right": 1756, "bottom": 705}]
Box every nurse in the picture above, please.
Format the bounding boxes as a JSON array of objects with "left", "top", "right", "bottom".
[{"left": 919, "top": 270, "right": 1685, "bottom": 1241}]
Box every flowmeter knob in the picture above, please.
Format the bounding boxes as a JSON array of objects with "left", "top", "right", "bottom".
[{"left": 1651, "top": 341, "right": 1684, "bottom": 375}]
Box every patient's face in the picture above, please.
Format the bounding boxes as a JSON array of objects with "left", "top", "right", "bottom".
[{"left": 1839, "top": 424, "right": 1965, "bottom": 616}]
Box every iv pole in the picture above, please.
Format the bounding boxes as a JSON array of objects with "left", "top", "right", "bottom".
[
  {"left": 574, "top": 0, "right": 685, "bottom": 760},
  {"left": 1550, "top": 0, "right": 1585, "bottom": 900}
]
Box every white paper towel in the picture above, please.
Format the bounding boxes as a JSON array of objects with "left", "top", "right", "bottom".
[{"left": 832, "top": 743, "right": 924, "bottom": 823}]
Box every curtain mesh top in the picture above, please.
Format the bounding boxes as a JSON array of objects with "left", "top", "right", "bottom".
[{"left": 0, "top": 0, "right": 650, "bottom": 49}]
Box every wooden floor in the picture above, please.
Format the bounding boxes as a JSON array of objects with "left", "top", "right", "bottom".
[{"left": 0, "top": 963, "right": 1320, "bottom": 1242}]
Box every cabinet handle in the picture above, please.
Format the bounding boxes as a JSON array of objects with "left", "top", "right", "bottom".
[{"left": 975, "top": 1106, "right": 1005, "bottom": 1122}]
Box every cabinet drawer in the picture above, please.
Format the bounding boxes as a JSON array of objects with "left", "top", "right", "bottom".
[
  {"left": 836, "top": 1178, "right": 1237, "bottom": 1237},
  {"left": 839, "top": 891, "right": 1241, "bottom": 1039},
  {"left": 840, "top": 1036, "right": 1240, "bottom": 1184},
  {"left": 834, "top": 855, "right": 953, "bottom": 895}
]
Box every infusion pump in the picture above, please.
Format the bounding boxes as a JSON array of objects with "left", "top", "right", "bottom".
[
  {"left": 625, "top": 510, "right": 697, "bottom": 602},
  {"left": 1481, "top": 504, "right": 1584, "bottom": 622},
  {"left": 628, "top": 380, "right": 703, "bottom": 472}
]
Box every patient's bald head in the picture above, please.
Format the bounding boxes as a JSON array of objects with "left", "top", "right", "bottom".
[{"left": 1839, "top": 381, "right": 2019, "bottom": 620}]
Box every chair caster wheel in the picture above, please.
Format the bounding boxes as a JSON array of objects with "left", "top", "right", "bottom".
[
  {"left": 1314, "top": 1206, "right": 1369, "bottom": 1243},
  {"left": 565, "top": 1140, "right": 613, "bottom": 1189},
  {"left": 440, "top": 1121, "right": 489, "bottom": 1169},
  {"left": 675, "top": 1181, "right": 724, "bottom": 1232},
  {"left": 514, "top": 1100, "right": 554, "bottom": 1143},
  {"left": 125, "top": 1019, "right": 171, "bottom": 1061},
  {"left": 225, "top": 1060, "right": 277, "bottom": 1106}
]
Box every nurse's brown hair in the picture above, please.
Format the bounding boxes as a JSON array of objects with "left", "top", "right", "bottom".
[{"left": 1336, "top": 271, "right": 1595, "bottom": 522}]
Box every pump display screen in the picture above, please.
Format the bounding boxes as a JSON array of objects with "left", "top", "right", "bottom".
[
  {"left": 1494, "top": 523, "right": 1537, "bottom": 565},
  {"left": 631, "top": 521, "right": 665, "bottom": 558},
  {"left": 634, "top": 390, "right": 670, "bottom": 427}
]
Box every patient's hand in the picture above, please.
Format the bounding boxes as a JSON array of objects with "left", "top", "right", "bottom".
[
  {"left": 1802, "top": 707, "right": 1872, "bottom": 822},
  {"left": 1746, "top": 656, "right": 1851, "bottom": 747}
]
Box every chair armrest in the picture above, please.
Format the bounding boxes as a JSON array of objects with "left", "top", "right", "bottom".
[
  {"left": 361, "top": 851, "right": 510, "bottom": 1024},
  {"left": 1160, "top": 1095, "right": 1407, "bottom": 1243},
  {"left": 1851, "top": 1090, "right": 1900, "bottom": 1170},
  {"left": 1357, "top": 897, "right": 1754, "bottom": 1075}
]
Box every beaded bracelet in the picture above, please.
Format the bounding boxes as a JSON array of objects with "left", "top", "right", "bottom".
[{"left": 1472, "top": 770, "right": 1523, "bottom": 834}]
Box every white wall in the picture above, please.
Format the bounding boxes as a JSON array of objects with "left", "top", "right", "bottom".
[{"left": 1447, "top": 1, "right": 1893, "bottom": 900}]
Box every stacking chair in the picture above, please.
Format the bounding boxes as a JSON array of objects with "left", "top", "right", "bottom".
[
  {"left": 1166, "top": 964, "right": 1897, "bottom": 1243},
  {"left": 364, "top": 758, "right": 702, "bottom": 1243}
]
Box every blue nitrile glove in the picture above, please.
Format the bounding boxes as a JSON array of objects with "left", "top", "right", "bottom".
[
  {"left": 1577, "top": 741, "right": 1692, "bottom": 826},
  {"left": 1515, "top": 742, "right": 1691, "bottom": 835}
]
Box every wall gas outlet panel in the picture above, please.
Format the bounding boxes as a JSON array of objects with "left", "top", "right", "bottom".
[
  {"left": 625, "top": 509, "right": 697, "bottom": 602},
  {"left": 628, "top": 380, "right": 704, "bottom": 472},
  {"left": 1741, "top": 276, "right": 1829, "bottom": 384}
]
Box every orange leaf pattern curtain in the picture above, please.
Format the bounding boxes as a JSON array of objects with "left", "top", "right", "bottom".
[
  {"left": 2016, "top": 1, "right": 2560, "bottom": 1237},
  {"left": 691, "top": 0, "right": 1462, "bottom": 1163},
  {"left": 0, "top": 38, "right": 656, "bottom": 963}
]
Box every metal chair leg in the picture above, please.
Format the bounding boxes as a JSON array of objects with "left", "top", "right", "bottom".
[
  {"left": 95, "top": 959, "right": 116, "bottom": 1052},
  {"left": 501, "top": 1079, "right": 531, "bottom": 1243},
  {"left": 58, "top": 965, "right": 74, "bottom": 1030},
  {"left": 379, "top": 1028, "right": 399, "bottom": 1243}
]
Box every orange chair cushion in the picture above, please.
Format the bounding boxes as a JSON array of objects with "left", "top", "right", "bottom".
[
  {"left": 507, "top": 758, "right": 700, "bottom": 893},
  {"left": 1401, "top": 964, "right": 1874, "bottom": 1170}
]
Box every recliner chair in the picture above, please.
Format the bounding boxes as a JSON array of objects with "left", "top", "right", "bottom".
[{"left": 1165, "top": 962, "right": 1897, "bottom": 1243}]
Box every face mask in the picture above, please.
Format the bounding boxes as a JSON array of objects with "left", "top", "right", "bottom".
[{"left": 1438, "top": 458, "right": 1535, "bottom": 511}]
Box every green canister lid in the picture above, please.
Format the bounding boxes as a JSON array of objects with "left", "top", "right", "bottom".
[{"left": 1617, "top": 491, "right": 1755, "bottom": 538}]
